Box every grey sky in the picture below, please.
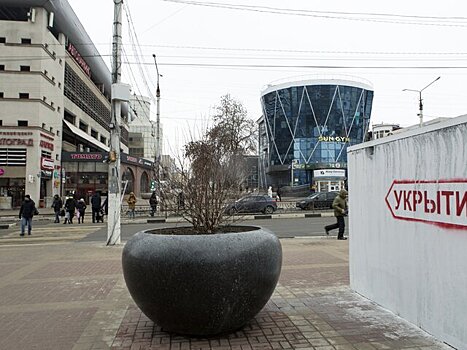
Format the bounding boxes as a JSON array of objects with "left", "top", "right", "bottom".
[{"left": 68, "top": 0, "right": 467, "bottom": 155}]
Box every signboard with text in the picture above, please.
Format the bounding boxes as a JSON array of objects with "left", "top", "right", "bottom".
[
  {"left": 385, "top": 179, "right": 467, "bottom": 230},
  {"left": 313, "top": 169, "right": 346, "bottom": 178}
]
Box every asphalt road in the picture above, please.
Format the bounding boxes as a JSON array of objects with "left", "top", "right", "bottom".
[{"left": 79, "top": 216, "right": 350, "bottom": 242}]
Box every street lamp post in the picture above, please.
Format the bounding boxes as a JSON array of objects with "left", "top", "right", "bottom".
[
  {"left": 403, "top": 76, "right": 441, "bottom": 127},
  {"left": 152, "top": 54, "right": 162, "bottom": 182}
]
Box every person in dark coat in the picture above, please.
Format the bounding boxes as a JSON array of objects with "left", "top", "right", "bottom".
[
  {"left": 64, "top": 195, "right": 76, "bottom": 224},
  {"left": 91, "top": 192, "right": 101, "bottom": 223},
  {"left": 19, "top": 194, "right": 37, "bottom": 236},
  {"left": 149, "top": 191, "right": 158, "bottom": 216},
  {"left": 177, "top": 191, "right": 185, "bottom": 210},
  {"left": 76, "top": 198, "right": 87, "bottom": 224},
  {"left": 51, "top": 194, "right": 63, "bottom": 223},
  {"left": 276, "top": 187, "right": 282, "bottom": 202}
]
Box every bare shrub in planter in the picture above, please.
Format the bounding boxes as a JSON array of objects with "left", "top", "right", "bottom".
[
  {"left": 122, "top": 95, "right": 281, "bottom": 336},
  {"left": 161, "top": 94, "right": 257, "bottom": 232}
]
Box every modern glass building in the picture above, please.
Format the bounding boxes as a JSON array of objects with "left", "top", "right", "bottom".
[{"left": 259, "top": 76, "right": 374, "bottom": 192}]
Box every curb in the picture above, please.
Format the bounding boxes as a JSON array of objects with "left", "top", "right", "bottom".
[{"left": 147, "top": 212, "right": 334, "bottom": 224}]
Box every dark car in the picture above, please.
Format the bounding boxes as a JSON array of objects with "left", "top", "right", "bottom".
[
  {"left": 296, "top": 191, "right": 339, "bottom": 210},
  {"left": 225, "top": 195, "right": 278, "bottom": 215}
]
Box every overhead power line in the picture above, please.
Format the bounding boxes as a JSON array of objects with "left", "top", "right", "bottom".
[{"left": 162, "top": 0, "right": 467, "bottom": 27}]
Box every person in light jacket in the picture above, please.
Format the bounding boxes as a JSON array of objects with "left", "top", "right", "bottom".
[{"left": 127, "top": 192, "right": 137, "bottom": 219}]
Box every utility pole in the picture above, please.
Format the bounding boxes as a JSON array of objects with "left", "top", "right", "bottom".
[
  {"left": 403, "top": 76, "right": 441, "bottom": 127},
  {"left": 107, "top": 0, "right": 124, "bottom": 245}
]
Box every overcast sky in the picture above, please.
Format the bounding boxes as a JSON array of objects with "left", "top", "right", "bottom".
[{"left": 68, "top": 0, "right": 467, "bottom": 156}]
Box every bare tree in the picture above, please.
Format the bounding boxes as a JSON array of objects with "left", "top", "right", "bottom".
[
  {"left": 208, "top": 94, "right": 257, "bottom": 155},
  {"left": 161, "top": 95, "right": 257, "bottom": 234}
]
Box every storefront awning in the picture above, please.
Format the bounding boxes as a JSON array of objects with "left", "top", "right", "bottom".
[{"left": 63, "top": 120, "right": 109, "bottom": 152}]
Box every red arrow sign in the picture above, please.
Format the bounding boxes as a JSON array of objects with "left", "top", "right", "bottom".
[{"left": 385, "top": 179, "right": 467, "bottom": 230}]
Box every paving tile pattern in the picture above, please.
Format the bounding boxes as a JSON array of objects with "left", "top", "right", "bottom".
[
  {"left": 0, "top": 278, "right": 117, "bottom": 305},
  {"left": 21, "top": 260, "right": 122, "bottom": 279},
  {"left": 109, "top": 239, "right": 450, "bottom": 350},
  {"left": 0, "top": 236, "right": 453, "bottom": 350},
  {"left": 0, "top": 308, "right": 97, "bottom": 350}
]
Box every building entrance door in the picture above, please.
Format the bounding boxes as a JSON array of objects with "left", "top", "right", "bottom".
[{"left": 317, "top": 180, "right": 344, "bottom": 192}]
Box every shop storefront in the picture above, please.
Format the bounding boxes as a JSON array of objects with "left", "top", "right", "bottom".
[
  {"left": 62, "top": 152, "right": 154, "bottom": 202},
  {"left": 312, "top": 169, "right": 347, "bottom": 193}
]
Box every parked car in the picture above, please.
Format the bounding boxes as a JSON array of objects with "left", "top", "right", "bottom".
[
  {"left": 296, "top": 191, "right": 339, "bottom": 210},
  {"left": 225, "top": 195, "right": 278, "bottom": 215}
]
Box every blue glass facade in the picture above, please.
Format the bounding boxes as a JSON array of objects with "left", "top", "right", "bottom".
[{"left": 260, "top": 80, "right": 374, "bottom": 186}]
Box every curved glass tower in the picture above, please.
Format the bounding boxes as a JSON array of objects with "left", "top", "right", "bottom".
[{"left": 259, "top": 77, "right": 374, "bottom": 188}]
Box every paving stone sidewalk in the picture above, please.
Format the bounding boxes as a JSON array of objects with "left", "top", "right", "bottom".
[{"left": 0, "top": 238, "right": 451, "bottom": 350}]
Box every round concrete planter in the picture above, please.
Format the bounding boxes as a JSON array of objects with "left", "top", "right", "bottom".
[{"left": 122, "top": 226, "right": 282, "bottom": 336}]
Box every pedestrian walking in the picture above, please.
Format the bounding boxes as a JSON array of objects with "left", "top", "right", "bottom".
[
  {"left": 91, "top": 192, "right": 101, "bottom": 223},
  {"left": 18, "top": 194, "right": 38, "bottom": 236},
  {"left": 324, "top": 189, "right": 348, "bottom": 240},
  {"left": 51, "top": 194, "right": 62, "bottom": 223},
  {"left": 64, "top": 195, "right": 76, "bottom": 224},
  {"left": 267, "top": 186, "right": 273, "bottom": 198},
  {"left": 76, "top": 198, "right": 87, "bottom": 224},
  {"left": 177, "top": 191, "right": 185, "bottom": 210},
  {"left": 127, "top": 192, "right": 137, "bottom": 219},
  {"left": 276, "top": 186, "right": 282, "bottom": 202},
  {"left": 149, "top": 191, "right": 158, "bottom": 216},
  {"left": 98, "top": 197, "right": 108, "bottom": 223}
]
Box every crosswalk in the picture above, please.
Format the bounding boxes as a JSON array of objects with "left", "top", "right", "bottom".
[{"left": 0, "top": 224, "right": 103, "bottom": 244}]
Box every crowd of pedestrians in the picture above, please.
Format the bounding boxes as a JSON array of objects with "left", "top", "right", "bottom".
[{"left": 47, "top": 192, "right": 107, "bottom": 225}]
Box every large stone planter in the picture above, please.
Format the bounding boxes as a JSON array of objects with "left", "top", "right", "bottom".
[{"left": 122, "top": 226, "right": 282, "bottom": 336}]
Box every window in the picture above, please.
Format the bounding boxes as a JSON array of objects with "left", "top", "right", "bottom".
[
  {"left": 21, "top": 38, "right": 32, "bottom": 44},
  {"left": 20, "top": 65, "right": 30, "bottom": 72},
  {"left": 0, "top": 37, "right": 5, "bottom": 43},
  {"left": 64, "top": 111, "right": 75, "bottom": 124},
  {"left": 100, "top": 136, "right": 107, "bottom": 145},
  {"left": 41, "top": 150, "right": 52, "bottom": 159},
  {"left": 18, "top": 120, "right": 28, "bottom": 126},
  {"left": 0, "top": 92, "right": 3, "bottom": 98},
  {"left": 0, "top": 65, "right": 5, "bottom": 71},
  {"left": 0, "top": 120, "right": 2, "bottom": 126},
  {"left": 0, "top": 149, "right": 27, "bottom": 166},
  {"left": 91, "top": 129, "right": 98, "bottom": 139},
  {"left": 19, "top": 93, "right": 29, "bottom": 99},
  {"left": 79, "top": 121, "right": 88, "bottom": 133}
]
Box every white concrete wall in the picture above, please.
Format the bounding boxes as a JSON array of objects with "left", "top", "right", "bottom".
[{"left": 348, "top": 116, "right": 467, "bottom": 350}]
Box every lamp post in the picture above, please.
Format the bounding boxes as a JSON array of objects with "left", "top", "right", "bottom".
[
  {"left": 403, "top": 76, "right": 440, "bottom": 127},
  {"left": 152, "top": 54, "right": 162, "bottom": 182}
]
